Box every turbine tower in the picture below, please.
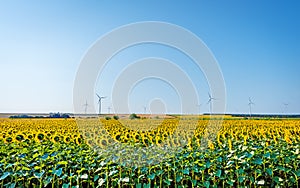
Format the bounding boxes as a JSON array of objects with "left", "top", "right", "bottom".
[
  {"left": 96, "top": 94, "right": 106, "bottom": 115},
  {"left": 248, "top": 97, "right": 254, "bottom": 118},
  {"left": 283, "top": 103, "right": 288, "bottom": 114},
  {"left": 143, "top": 106, "right": 147, "bottom": 114},
  {"left": 107, "top": 106, "right": 111, "bottom": 114},
  {"left": 207, "top": 93, "right": 216, "bottom": 115},
  {"left": 83, "top": 100, "right": 88, "bottom": 114},
  {"left": 196, "top": 104, "right": 202, "bottom": 115}
]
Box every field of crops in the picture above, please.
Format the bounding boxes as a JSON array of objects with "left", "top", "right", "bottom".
[{"left": 0, "top": 117, "right": 299, "bottom": 187}]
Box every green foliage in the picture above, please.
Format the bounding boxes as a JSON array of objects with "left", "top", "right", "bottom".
[
  {"left": 113, "top": 115, "right": 119, "bottom": 120},
  {"left": 105, "top": 116, "right": 111, "bottom": 120},
  {"left": 129, "top": 113, "right": 140, "bottom": 120},
  {"left": 0, "top": 138, "right": 299, "bottom": 187}
]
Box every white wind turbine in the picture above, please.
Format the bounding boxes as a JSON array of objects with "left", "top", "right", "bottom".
[
  {"left": 83, "top": 100, "right": 88, "bottom": 114},
  {"left": 283, "top": 103, "right": 288, "bottom": 114},
  {"left": 207, "top": 93, "right": 216, "bottom": 115},
  {"left": 96, "top": 94, "right": 106, "bottom": 115},
  {"left": 248, "top": 97, "right": 255, "bottom": 118},
  {"left": 143, "top": 106, "right": 147, "bottom": 114},
  {"left": 196, "top": 103, "right": 202, "bottom": 115}
]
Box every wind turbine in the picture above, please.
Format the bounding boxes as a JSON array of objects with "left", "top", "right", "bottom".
[
  {"left": 83, "top": 100, "right": 88, "bottom": 114},
  {"left": 248, "top": 97, "right": 254, "bottom": 118},
  {"left": 196, "top": 103, "right": 202, "bottom": 115},
  {"left": 107, "top": 106, "right": 111, "bottom": 114},
  {"left": 143, "top": 106, "right": 147, "bottom": 114},
  {"left": 283, "top": 103, "right": 288, "bottom": 114},
  {"left": 207, "top": 93, "right": 216, "bottom": 115},
  {"left": 96, "top": 94, "right": 106, "bottom": 115}
]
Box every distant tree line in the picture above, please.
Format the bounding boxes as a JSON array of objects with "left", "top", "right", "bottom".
[
  {"left": 228, "top": 114, "right": 300, "bottom": 119},
  {"left": 49, "top": 112, "right": 70, "bottom": 118},
  {"left": 10, "top": 112, "right": 70, "bottom": 119}
]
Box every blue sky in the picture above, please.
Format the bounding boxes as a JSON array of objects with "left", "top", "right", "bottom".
[{"left": 0, "top": 1, "right": 299, "bottom": 114}]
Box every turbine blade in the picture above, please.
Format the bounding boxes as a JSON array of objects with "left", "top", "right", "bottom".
[
  {"left": 208, "top": 92, "right": 212, "bottom": 99},
  {"left": 207, "top": 99, "right": 211, "bottom": 104}
]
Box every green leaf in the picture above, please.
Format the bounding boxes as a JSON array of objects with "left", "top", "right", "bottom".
[
  {"left": 7, "top": 182, "right": 16, "bottom": 188},
  {"left": 182, "top": 168, "right": 189, "bottom": 175},
  {"left": 270, "top": 153, "right": 277, "bottom": 159},
  {"left": 266, "top": 168, "right": 273, "bottom": 176},
  {"left": 226, "top": 180, "right": 234, "bottom": 186},
  {"left": 263, "top": 152, "right": 270, "bottom": 158},
  {"left": 273, "top": 176, "right": 281, "bottom": 183},
  {"left": 176, "top": 175, "right": 183, "bottom": 182},
  {"left": 246, "top": 151, "right": 254, "bottom": 158},
  {"left": 238, "top": 168, "right": 244, "bottom": 174},
  {"left": 191, "top": 179, "right": 197, "bottom": 186},
  {"left": 148, "top": 173, "right": 155, "bottom": 180},
  {"left": 18, "top": 154, "right": 26, "bottom": 159},
  {"left": 255, "top": 169, "right": 262, "bottom": 175},
  {"left": 205, "top": 161, "right": 211, "bottom": 169},
  {"left": 156, "top": 170, "right": 163, "bottom": 176},
  {"left": 94, "top": 174, "right": 99, "bottom": 182},
  {"left": 217, "top": 157, "right": 222, "bottom": 163},
  {"left": 284, "top": 157, "right": 290, "bottom": 164},
  {"left": 253, "top": 157, "right": 263, "bottom": 165},
  {"left": 5, "top": 163, "right": 13, "bottom": 169},
  {"left": 41, "top": 153, "right": 49, "bottom": 160},
  {"left": 54, "top": 168, "right": 62, "bottom": 177},
  {"left": 135, "top": 183, "right": 142, "bottom": 188},
  {"left": 163, "top": 179, "right": 171, "bottom": 186},
  {"left": 34, "top": 170, "right": 45, "bottom": 179},
  {"left": 0, "top": 172, "right": 11, "bottom": 180},
  {"left": 203, "top": 181, "right": 210, "bottom": 188},
  {"left": 289, "top": 176, "right": 296, "bottom": 183},
  {"left": 277, "top": 166, "right": 286, "bottom": 172},
  {"left": 62, "top": 183, "right": 70, "bottom": 188},
  {"left": 215, "top": 169, "right": 222, "bottom": 178},
  {"left": 59, "top": 174, "right": 67, "bottom": 180},
  {"left": 43, "top": 176, "right": 53, "bottom": 186},
  {"left": 238, "top": 176, "right": 245, "bottom": 183}
]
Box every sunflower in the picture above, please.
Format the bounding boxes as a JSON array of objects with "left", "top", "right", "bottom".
[
  {"left": 15, "top": 133, "right": 25, "bottom": 142},
  {"left": 114, "top": 133, "right": 121, "bottom": 142},
  {"left": 52, "top": 134, "right": 61, "bottom": 143},
  {"left": 63, "top": 136, "right": 71, "bottom": 143},
  {"left": 75, "top": 137, "right": 83, "bottom": 145},
  {"left": 36, "top": 132, "right": 45, "bottom": 141},
  {"left": 86, "top": 139, "right": 95, "bottom": 147},
  {"left": 5, "top": 136, "right": 13, "bottom": 143},
  {"left": 27, "top": 133, "right": 34, "bottom": 140},
  {"left": 133, "top": 133, "right": 141, "bottom": 142}
]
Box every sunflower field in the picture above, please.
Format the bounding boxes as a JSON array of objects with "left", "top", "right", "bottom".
[{"left": 0, "top": 117, "right": 299, "bottom": 187}]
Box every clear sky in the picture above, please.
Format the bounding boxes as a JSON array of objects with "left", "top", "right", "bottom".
[{"left": 0, "top": 1, "right": 299, "bottom": 114}]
